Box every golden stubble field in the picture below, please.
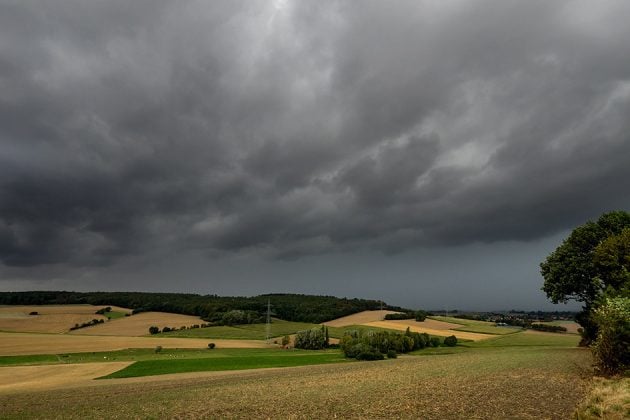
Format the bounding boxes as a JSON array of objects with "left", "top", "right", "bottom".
[
  {"left": 69, "top": 311, "right": 206, "bottom": 337},
  {"left": 0, "top": 332, "right": 268, "bottom": 356},
  {"left": 322, "top": 310, "right": 402, "bottom": 327},
  {"left": 0, "top": 305, "right": 130, "bottom": 334},
  {"left": 0, "top": 347, "right": 592, "bottom": 419}
]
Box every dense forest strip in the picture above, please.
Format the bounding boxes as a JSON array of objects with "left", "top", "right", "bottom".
[{"left": 0, "top": 292, "right": 406, "bottom": 324}]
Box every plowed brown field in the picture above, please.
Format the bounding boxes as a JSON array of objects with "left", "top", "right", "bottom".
[{"left": 69, "top": 312, "right": 205, "bottom": 337}]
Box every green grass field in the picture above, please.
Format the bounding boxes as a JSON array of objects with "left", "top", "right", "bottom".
[
  {"left": 0, "top": 348, "right": 338, "bottom": 367},
  {"left": 467, "top": 331, "right": 581, "bottom": 347},
  {"left": 101, "top": 350, "right": 350, "bottom": 378},
  {"left": 430, "top": 315, "right": 523, "bottom": 335},
  {"left": 103, "top": 311, "right": 126, "bottom": 320},
  {"left": 160, "top": 319, "right": 319, "bottom": 340}
]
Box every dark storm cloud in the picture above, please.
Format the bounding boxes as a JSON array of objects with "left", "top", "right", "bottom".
[{"left": 1, "top": 0, "right": 630, "bottom": 268}]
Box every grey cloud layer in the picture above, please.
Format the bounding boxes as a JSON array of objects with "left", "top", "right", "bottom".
[{"left": 1, "top": 0, "right": 630, "bottom": 267}]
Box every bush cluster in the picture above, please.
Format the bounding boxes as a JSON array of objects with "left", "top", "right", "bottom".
[
  {"left": 443, "top": 335, "right": 457, "bottom": 347},
  {"left": 529, "top": 323, "right": 567, "bottom": 333},
  {"left": 340, "top": 328, "right": 441, "bottom": 360},
  {"left": 294, "top": 326, "right": 330, "bottom": 350},
  {"left": 69, "top": 318, "right": 105, "bottom": 330},
  {"left": 592, "top": 297, "right": 630, "bottom": 375},
  {"left": 384, "top": 313, "right": 415, "bottom": 320},
  {"left": 95, "top": 307, "right": 112, "bottom": 315}
]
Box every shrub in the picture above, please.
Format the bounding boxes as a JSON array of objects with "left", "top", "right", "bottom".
[
  {"left": 429, "top": 337, "right": 441, "bottom": 347},
  {"left": 384, "top": 312, "right": 414, "bottom": 320},
  {"left": 387, "top": 349, "right": 398, "bottom": 359},
  {"left": 281, "top": 335, "right": 290, "bottom": 347},
  {"left": 530, "top": 323, "right": 567, "bottom": 333},
  {"left": 207, "top": 343, "right": 215, "bottom": 349},
  {"left": 148, "top": 326, "right": 160, "bottom": 335},
  {"left": 443, "top": 335, "right": 457, "bottom": 347},
  {"left": 592, "top": 297, "right": 630, "bottom": 375},
  {"left": 162, "top": 326, "right": 172, "bottom": 333},
  {"left": 356, "top": 350, "right": 385, "bottom": 361},
  {"left": 415, "top": 310, "right": 428, "bottom": 322},
  {"left": 29, "top": 311, "right": 38, "bottom": 315},
  {"left": 154, "top": 345, "right": 162, "bottom": 353}
]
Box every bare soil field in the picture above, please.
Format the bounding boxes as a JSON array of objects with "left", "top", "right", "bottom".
[
  {"left": 0, "top": 362, "right": 132, "bottom": 394},
  {"left": 0, "top": 332, "right": 269, "bottom": 356},
  {"left": 322, "top": 310, "right": 402, "bottom": 327},
  {"left": 363, "top": 320, "right": 494, "bottom": 341},
  {"left": 69, "top": 311, "right": 205, "bottom": 336},
  {"left": 0, "top": 347, "right": 591, "bottom": 419}
]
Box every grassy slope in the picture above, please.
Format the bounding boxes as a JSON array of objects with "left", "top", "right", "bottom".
[
  {"left": 104, "top": 311, "right": 126, "bottom": 320},
  {"left": 429, "top": 315, "right": 521, "bottom": 335},
  {"left": 467, "top": 331, "right": 580, "bottom": 347}
]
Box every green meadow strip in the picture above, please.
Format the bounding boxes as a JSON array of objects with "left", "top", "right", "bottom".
[{"left": 100, "top": 352, "right": 351, "bottom": 378}]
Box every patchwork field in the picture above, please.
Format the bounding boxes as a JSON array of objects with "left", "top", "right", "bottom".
[
  {"left": 0, "top": 346, "right": 592, "bottom": 419},
  {"left": 69, "top": 311, "right": 205, "bottom": 336},
  {"left": 0, "top": 304, "right": 597, "bottom": 419}
]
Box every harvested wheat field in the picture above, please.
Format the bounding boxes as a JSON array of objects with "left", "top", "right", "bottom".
[
  {"left": 69, "top": 311, "right": 205, "bottom": 337},
  {"left": 364, "top": 320, "right": 493, "bottom": 341},
  {"left": 0, "top": 347, "right": 591, "bottom": 419},
  {"left": 322, "top": 310, "right": 402, "bottom": 327},
  {"left": 0, "top": 332, "right": 269, "bottom": 356},
  {"left": 0, "top": 305, "right": 133, "bottom": 334},
  {"left": 0, "top": 313, "right": 107, "bottom": 334},
  {"left": 0, "top": 362, "right": 132, "bottom": 394}
]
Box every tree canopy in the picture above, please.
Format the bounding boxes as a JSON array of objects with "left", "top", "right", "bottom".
[
  {"left": 540, "top": 210, "right": 630, "bottom": 344},
  {"left": 541, "top": 211, "right": 630, "bottom": 306}
]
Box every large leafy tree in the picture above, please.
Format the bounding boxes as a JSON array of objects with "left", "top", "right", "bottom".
[{"left": 540, "top": 211, "right": 630, "bottom": 344}]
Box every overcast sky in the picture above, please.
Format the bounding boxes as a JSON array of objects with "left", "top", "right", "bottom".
[{"left": 1, "top": 1, "right": 629, "bottom": 310}]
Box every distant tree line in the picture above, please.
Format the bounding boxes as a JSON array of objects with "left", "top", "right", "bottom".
[
  {"left": 0, "top": 291, "right": 406, "bottom": 324},
  {"left": 529, "top": 323, "right": 568, "bottom": 333},
  {"left": 69, "top": 318, "right": 105, "bottom": 331},
  {"left": 384, "top": 310, "right": 428, "bottom": 321}
]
